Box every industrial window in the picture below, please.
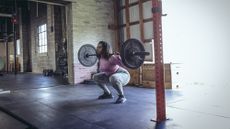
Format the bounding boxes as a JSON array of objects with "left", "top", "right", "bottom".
[
  {"left": 38, "top": 24, "right": 47, "bottom": 53},
  {"left": 16, "top": 39, "right": 20, "bottom": 55}
]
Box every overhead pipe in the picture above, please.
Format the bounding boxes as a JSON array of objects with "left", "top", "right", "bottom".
[{"left": 0, "top": 13, "right": 12, "bottom": 18}]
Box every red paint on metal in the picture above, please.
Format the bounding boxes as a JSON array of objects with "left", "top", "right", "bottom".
[{"left": 152, "top": 0, "right": 166, "bottom": 122}]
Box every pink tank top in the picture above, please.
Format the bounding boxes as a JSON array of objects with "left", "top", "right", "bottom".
[{"left": 99, "top": 55, "right": 124, "bottom": 75}]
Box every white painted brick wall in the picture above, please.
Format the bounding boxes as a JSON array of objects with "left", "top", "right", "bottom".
[{"left": 69, "top": 0, "right": 115, "bottom": 84}]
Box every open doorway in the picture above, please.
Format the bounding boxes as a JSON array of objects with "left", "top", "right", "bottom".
[{"left": 0, "top": 0, "right": 71, "bottom": 90}]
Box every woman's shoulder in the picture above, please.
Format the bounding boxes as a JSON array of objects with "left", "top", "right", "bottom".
[
  {"left": 109, "top": 54, "right": 121, "bottom": 63},
  {"left": 110, "top": 54, "right": 120, "bottom": 59}
]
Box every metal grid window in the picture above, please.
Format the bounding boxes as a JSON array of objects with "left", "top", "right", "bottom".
[{"left": 38, "top": 24, "right": 47, "bottom": 53}]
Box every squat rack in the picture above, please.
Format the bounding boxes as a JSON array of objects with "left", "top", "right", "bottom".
[
  {"left": 114, "top": 0, "right": 167, "bottom": 123},
  {"left": 152, "top": 0, "right": 166, "bottom": 122}
]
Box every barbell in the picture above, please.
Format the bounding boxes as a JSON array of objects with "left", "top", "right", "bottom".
[{"left": 78, "top": 38, "right": 150, "bottom": 69}]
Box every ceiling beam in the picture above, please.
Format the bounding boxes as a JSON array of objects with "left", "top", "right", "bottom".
[{"left": 28, "top": 0, "right": 67, "bottom": 6}]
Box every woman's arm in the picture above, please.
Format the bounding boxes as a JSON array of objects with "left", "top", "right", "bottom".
[{"left": 110, "top": 55, "right": 126, "bottom": 68}]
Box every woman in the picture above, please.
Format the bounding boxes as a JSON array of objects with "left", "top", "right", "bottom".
[{"left": 92, "top": 41, "right": 130, "bottom": 104}]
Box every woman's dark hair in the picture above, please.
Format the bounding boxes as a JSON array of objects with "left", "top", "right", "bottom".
[{"left": 97, "top": 41, "right": 112, "bottom": 60}]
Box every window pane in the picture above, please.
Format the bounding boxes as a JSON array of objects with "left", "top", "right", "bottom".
[
  {"left": 44, "top": 46, "right": 47, "bottom": 53},
  {"left": 42, "top": 46, "right": 44, "bottom": 53},
  {"left": 41, "top": 25, "right": 44, "bottom": 32},
  {"left": 38, "top": 26, "right": 41, "bottom": 33},
  {"left": 39, "top": 34, "right": 41, "bottom": 46},
  {"left": 44, "top": 32, "right": 47, "bottom": 42},
  {"left": 41, "top": 34, "right": 44, "bottom": 46},
  {"left": 38, "top": 24, "right": 47, "bottom": 53},
  {"left": 44, "top": 24, "right": 46, "bottom": 31},
  {"left": 16, "top": 40, "right": 20, "bottom": 55},
  {"left": 39, "top": 47, "right": 41, "bottom": 53},
  {"left": 42, "top": 33, "right": 45, "bottom": 45}
]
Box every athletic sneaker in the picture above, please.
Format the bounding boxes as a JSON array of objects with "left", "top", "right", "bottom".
[
  {"left": 98, "top": 93, "right": 113, "bottom": 99},
  {"left": 115, "top": 95, "right": 127, "bottom": 104}
]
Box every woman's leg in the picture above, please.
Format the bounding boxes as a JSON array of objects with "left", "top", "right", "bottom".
[
  {"left": 109, "top": 68, "right": 130, "bottom": 103},
  {"left": 92, "top": 72, "right": 113, "bottom": 99}
]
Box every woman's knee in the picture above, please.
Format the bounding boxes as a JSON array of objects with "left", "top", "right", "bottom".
[
  {"left": 109, "top": 76, "right": 117, "bottom": 83},
  {"left": 109, "top": 75, "right": 123, "bottom": 86},
  {"left": 92, "top": 74, "right": 98, "bottom": 81},
  {"left": 93, "top": 73, "right": 109, "bottom": 83},
  {"left": 111, "top": 73, "right": 130, "bottom": 85}
]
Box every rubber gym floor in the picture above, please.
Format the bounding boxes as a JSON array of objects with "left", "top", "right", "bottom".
[{"left": 0, "top": 73, "right": 230, "bottom": 129}]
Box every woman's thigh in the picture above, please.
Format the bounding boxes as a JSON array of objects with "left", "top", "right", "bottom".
[
  {"left": 92, "top": 72, "right": 109, "bottom": 83},
  {"left": 109, "top": 72, "right": 130, "bottom": 86}
]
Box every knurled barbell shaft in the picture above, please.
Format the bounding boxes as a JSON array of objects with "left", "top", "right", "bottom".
[
  {"left": 132, "top": 51, "right": 150, "bottom": 56},
  {"left": 85, "top": 51, "right": 149, "bottom": 58},
  {"left": 85, "top": 53, "right": 97, "bottom": 58}
]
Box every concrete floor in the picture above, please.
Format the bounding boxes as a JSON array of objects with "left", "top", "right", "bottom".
[
  {"left": 0, "top": 73, "right": 68, "bottom": 91},
  {"left": 0, "top": 74, "right": 230, "bottom": 129}
]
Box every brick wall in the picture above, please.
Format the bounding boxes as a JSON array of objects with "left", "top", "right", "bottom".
[
  {"left": 30, "top": 3, "right": 56, "bottom": 73},
  {"left": 68, "top": 0, "right": 115, "bottom": 84}
]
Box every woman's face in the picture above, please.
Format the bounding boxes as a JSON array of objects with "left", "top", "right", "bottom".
[{"left": 96, "top": 43, "right": 103, "bottom": 55}]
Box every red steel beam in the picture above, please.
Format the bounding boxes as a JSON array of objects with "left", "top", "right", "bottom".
[
  {"left": 152, "top": 0, "right": 166, "bottom": 122},
  {"left": 125, "top": 0, "right": 131, "bottom": 39}
]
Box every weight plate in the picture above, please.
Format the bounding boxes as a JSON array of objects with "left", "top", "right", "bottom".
[
  {"left": 121, "top": 39, "right": 145, "bottom": 69},
  {"left": 78, "top": 44, "right": 97, "bottom": 67}
]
